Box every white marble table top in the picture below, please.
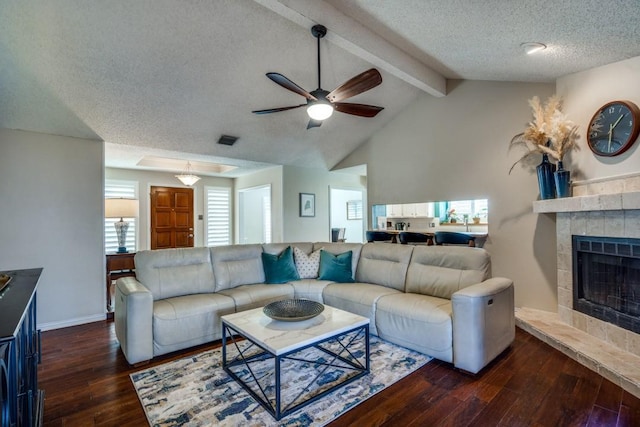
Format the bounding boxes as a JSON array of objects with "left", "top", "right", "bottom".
[{"left": 221, "top": 304, "right": 369, "bottom": 356}]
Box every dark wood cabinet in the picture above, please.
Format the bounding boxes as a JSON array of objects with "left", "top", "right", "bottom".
[
  {"left": 106, "top": 253, "right": 136, "bottom": 320},
  {"left": 0, "top": 268, "right": 44, "bottom": 426}
]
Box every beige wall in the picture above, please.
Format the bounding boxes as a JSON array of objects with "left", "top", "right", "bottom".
[
  {"left": 235, "top": 166, "right": 284, "bottom": 242},
  {"left": 336, "top": 80, "right": 559, "bottom": 310},
  {"left": 105, "top": 167, "right": 233, "bottom": 249},
  {"left": 557, "top": 56, "right": 640, "bottom": 182},
  {"left": 282, "top": 166, "right": 366, "bottom": 243},
  {"left": 0, "top": 129, "right": 105, "bottom": 329}
]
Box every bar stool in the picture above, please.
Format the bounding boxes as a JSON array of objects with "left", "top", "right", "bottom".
[
  {"left": 434, "top": 231, "right": 476, "bottom": 247},
  {"left": 398, "top": 232, "right": 433, "bottom": 245},
  {"left": 366, "top": 231, "right": 397, "bottom": 243}
]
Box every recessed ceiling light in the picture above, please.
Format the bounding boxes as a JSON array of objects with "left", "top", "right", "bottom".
[{"left": 520, "top": 42, "right": 547, "bottom": 55}]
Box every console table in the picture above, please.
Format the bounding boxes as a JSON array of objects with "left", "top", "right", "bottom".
[
  {"left": 0, "top": 268, "right": 44, "bottom": 426},
  {"left": 106, "top": 252, "right": 136, "bottom": 320}
]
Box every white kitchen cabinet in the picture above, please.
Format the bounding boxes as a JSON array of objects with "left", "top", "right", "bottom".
[
  {"left": 414, "top": 203, "right": 429, "bottom": 217},
  {"left": 387, "top": 204, "right": 403, "bottom": 217},
  {"left": 402, "top": 203, "right": 417, "bottom": 217}
]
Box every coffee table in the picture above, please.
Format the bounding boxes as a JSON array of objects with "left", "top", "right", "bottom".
[{"left": 221, "top": 304, "right": 370, "bottom": 420}]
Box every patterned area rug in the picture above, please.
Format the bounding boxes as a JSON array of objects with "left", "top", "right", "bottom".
[{"left": 131, "top": 335, "right": 431, "bottom": 426}]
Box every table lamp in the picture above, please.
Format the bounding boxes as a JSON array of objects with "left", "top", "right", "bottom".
[{"left": 105, "top": 198, "right": 139, "bottom": 253}]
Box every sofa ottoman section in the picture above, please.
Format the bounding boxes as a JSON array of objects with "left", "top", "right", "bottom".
[
  {"left": 218, "top": 283, "right": 294, "bottom": 312},
  {"left": 375, "top": 293, "right": 453, "bottom": 362},
  {"left": 153, "top": 293, "right": 236, "bottom": 356},
  {"left": 322, "top": 283, "right": 400, "bottom": 335},
  {"left": 290, "top": 279, "right": 334, "bottom": 302}
]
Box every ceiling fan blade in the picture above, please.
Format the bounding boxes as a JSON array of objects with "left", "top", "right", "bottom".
[
  {"left": 334, "top": 102, "right": 384, "bottom": 118},
  {"left": 266, "top": 73, "right": 317, "bottom": 101},
  {"left": 326, "top": 68, "right": 383, "bottom": 103},
  {"left": 307, "top": 119, "right": 323, "bottom": 129},
  {"left": 252, "top": 104, "right": 306, "bottom": 114}
]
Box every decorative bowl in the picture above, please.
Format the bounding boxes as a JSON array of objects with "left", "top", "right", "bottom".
[{"left": 263, "top": 299, "right": 325, "bottom": 322}]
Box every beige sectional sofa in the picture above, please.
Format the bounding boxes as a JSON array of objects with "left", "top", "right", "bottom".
[{"left": 114, "top": 242, "right": 514, "bottom": 374}]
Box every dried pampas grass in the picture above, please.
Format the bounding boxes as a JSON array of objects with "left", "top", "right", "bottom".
[{"left": 509, "top": 95, "right": 580, "bottom": 174}]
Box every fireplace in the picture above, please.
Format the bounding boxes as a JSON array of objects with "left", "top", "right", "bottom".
[{"left": 573, "top": 235, "right": 640, "bottom": 334}]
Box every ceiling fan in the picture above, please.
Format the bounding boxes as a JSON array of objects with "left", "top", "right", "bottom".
[{"left": 252, "top": 24, "right": 384, "bottom": 129}]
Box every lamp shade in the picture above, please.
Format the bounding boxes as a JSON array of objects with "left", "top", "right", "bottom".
[{"left": 105, "top": 198, "right": 139, "bottom": 218}]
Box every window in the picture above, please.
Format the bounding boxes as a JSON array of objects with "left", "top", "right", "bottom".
[
  {"left": 347, "top": 200, "right": 363, "bottom": 220},
  {"left": 446, "top": 199, "right": 488, "bottom": 222},
  {"left": 205, "top": 187, "right": 231, "bottom": 246},
  {"left": 105, "top": 180, "right": 138, "bottom": 253}
]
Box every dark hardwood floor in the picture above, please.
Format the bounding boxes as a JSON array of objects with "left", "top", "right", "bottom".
[{"left": 39, "top": 321, "right": 640, "bottom": 426}]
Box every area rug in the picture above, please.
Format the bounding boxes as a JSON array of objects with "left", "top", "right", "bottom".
[{"left": 131, "top": 335, "right": 431, "bottom": 427}]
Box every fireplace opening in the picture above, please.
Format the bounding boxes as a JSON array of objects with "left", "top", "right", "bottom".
[{"left": 573, "top": 235, "right": 640, "bottom": 334}]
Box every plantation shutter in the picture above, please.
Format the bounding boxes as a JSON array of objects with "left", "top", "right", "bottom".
[
  {"left": 347, "top": 200, "right": 363, "bottom": 220},
  {"left": 105, "top": 180, "right": 138, "bottom": 253},
  {"left": 205, "top": 187, "right": 231, "bottom": 246}
]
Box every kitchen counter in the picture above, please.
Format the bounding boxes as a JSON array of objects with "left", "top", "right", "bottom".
[{"left": 368, "top": 229, "right": 488, "bottom": 247}]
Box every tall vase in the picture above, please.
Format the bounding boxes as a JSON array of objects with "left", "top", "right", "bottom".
[
  {"left": 536, "top": 154, "right": 556, "bottom": 199},
  {"left": 554, "top": 160, "right": 571, "bottom": 198}
]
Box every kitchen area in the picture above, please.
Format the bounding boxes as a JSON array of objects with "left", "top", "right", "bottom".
[{"left": 371, "top": 199, "right": 489, "bottom": 247}]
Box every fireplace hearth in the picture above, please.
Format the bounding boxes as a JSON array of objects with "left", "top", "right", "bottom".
[{"left": 573, "top": 235, "right": 640, "bottom": 334}]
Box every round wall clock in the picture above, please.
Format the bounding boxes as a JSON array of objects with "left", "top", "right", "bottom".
[{"left": 587, "top": 100, "right": 640, "bottom": 156}]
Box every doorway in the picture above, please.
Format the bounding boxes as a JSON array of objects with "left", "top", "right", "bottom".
[
  {"left": 238, "top": 185, "right": 271, "bottom": 244},
  {"left": 150, "top": 186, "right": 194, "bottom": 249},
  {"left": 330, "top": 187, "right": 364, "bottom": 243}
]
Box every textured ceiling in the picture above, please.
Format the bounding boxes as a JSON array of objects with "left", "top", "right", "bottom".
[{"left": 1, "top": 0, "right": 639, "bottom": 177}]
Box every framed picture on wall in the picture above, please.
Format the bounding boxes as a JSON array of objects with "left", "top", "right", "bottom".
[{"left": 299, "top": 193, "right": 315, "bottom": 217}]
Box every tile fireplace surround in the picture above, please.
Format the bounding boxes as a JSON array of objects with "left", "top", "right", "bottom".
[{"left": 517, "top": 173, "right": 640, "bottom": 398}]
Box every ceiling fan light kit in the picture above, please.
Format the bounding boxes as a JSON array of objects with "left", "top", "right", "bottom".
[
  {"left": 307, "top": 100, "right": 334, "bottom": 120},
  {"left": 252, "top": 24, "right": 384, "bottom": 129}
]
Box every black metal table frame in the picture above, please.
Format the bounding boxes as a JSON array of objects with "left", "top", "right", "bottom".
[{"left": 221, "top": 321, "right": 370, "bottom": 420}]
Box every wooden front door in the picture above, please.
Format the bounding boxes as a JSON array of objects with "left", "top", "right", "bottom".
[{"left": 150, "top": 186, "right": 194, "bottom": 250}]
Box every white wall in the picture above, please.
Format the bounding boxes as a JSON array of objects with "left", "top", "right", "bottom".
[
  {"left": 557, "top": 56, "right": 640, "bottom": 182},
  {"left": 330, "top": 188, "right": 364, "bottom": 243},
  {"left": 0, "top": 129, "right": 104, "bottom": 329},
  {"left": 105, "top": 168, "right": 233, "bottom": 249},
  {"left": 235, "top": 166, "right": 284, "bottom": 243},
  {"left": 336, "top": 80, "right": 559, "bottom": 310},
  {"left": 282, "top": 166, "right": 366, "bottom": 243}
]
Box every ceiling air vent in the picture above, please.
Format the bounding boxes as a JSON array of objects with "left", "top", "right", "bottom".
[{"left": 217, "top": 135, "right": 238, "bottom": 146}]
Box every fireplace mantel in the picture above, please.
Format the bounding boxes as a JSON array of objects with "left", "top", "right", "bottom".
[{"left": 533, "top": 191, "right": 640, "bottom": 214}]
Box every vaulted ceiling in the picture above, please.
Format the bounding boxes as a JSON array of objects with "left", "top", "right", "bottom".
[{"left": 1, "top": 0, "right": 639, "bottom": 177}]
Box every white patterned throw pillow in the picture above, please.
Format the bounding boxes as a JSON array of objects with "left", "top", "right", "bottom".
[{"left": 293, "top": 246, "right": 322, "bottom": 279}]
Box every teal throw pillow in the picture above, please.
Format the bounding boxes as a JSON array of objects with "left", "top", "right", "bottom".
[
  {"left": 318, "top": 250, "right": 354, "bottom": 283},
  {"left": 262, "top": 246, "right": 300, "bottom": 284}
]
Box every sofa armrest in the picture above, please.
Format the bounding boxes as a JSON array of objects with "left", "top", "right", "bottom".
[
  {"left": 451, "top": 277, "right": 515, "bottom": 374},
  {"left": 114, "top": 277, "right": 154, "bottom": 365}
]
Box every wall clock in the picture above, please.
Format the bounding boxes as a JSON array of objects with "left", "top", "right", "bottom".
[{"left": 587, "top": 100, "right": 640, "bottom": 156}]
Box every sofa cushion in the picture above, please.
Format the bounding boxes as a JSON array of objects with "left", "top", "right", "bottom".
[
  {"left": 405, "top": 246, "right": 491, "bottom": 299},
  {"left": 322, "top": 282, "right": 400, "bottom": 335},
  {"left": 152, "top": 293, "right": 236, "bottom": 355},
  {"left": 318, "top": 250, "right": 354, "bottom": 283},
  {"left": 261, "top": 246, "right": 300, "bottom": 284},
  {"left": 134, "top": 247, "right": 216, "bottom": 301},
  {"left": 313, "top": 243, "right": 362, "bottom": 278},
  {"left": 290, "top": 279, "right": 333, "bottom": 302},
  {"left": 355, "top": 243, "right": 414, "bottom": 291},
  {"left": 375, "top": 293, "right": 453, "bottom": 363},
  {"left": 292, "top": 246, "right": 322, "bottom": 279},
  {"left": 210, "top": 244, "right": 265, "bottom": 291},
  {"left": 263, "top": 242, "right": 313, "bottom": 256},
  {"left": 218, "top": 283, "right": 294, "bottom": 312}
]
